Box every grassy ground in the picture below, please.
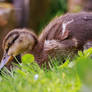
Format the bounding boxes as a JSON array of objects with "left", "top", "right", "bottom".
[{"left": 0, "top": 48, "right": 92, "bottom": 92}]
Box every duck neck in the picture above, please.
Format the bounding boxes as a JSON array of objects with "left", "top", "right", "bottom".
[
  {"left": 31, "top": 41, "right": 43, "bottom": 64},
  {"left": 31, "top": 41, "right": 48, "bottom": 67}
]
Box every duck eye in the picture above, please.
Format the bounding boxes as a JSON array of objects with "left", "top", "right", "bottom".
[
  {"left": 6, "top": 48, "right": 9, "bottom": 53},
  {"left": 8, "top": 43, "right": 11, "bottom": 47}
]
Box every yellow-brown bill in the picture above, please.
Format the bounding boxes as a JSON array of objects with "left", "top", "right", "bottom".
[{"left": 0, "top": 53, "right": 13, "bottom": 70}]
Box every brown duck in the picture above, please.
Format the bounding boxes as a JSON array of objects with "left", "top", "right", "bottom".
[{"left": 0, "top": 12, "right": 92, "bottom": 69}]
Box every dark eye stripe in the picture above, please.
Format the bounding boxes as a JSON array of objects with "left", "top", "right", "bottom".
[
  {"left": 3, "top": 31, "right": 19, "bottom": 48},
  {"left": 5, "top": 32, "right": 19, "bottom": 42},
  {"left": 6, "top": 34, "right": 19, "bottom": 52}
]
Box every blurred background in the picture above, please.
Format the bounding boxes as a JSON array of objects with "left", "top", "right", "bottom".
[{"left": 0, "top": 0, "right": 92, "bottom": 92}]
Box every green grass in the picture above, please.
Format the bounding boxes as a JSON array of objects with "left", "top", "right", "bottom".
[{"left": 0, "top": 48, "right": 92, "bottom": 92}]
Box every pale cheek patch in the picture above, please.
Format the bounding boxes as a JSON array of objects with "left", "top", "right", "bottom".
[{"left": 62, "top": 19, "right": 74, "bottom": 36}]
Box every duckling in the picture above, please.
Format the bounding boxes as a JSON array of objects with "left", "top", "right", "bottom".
[
  {"left": 0, "top": 28, "right": 72, "bottom": 70},
  {"left": 1, "top": 12, "right": 92, "bottom": 70}
]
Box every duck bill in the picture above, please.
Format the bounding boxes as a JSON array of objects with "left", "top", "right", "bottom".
[{"left": 0, "top": 53, "right": 13, "bottom": 70}]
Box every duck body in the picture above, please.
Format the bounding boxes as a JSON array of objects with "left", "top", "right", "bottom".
[
  {"left": 40, "top": 12, "right": 92, "bottom": 46},
  {"left": 1, "top": 12, "right": 92, "bottom": 69},
  {"left": 36, "top": 12, "right": 92, "bottom": 65}
]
